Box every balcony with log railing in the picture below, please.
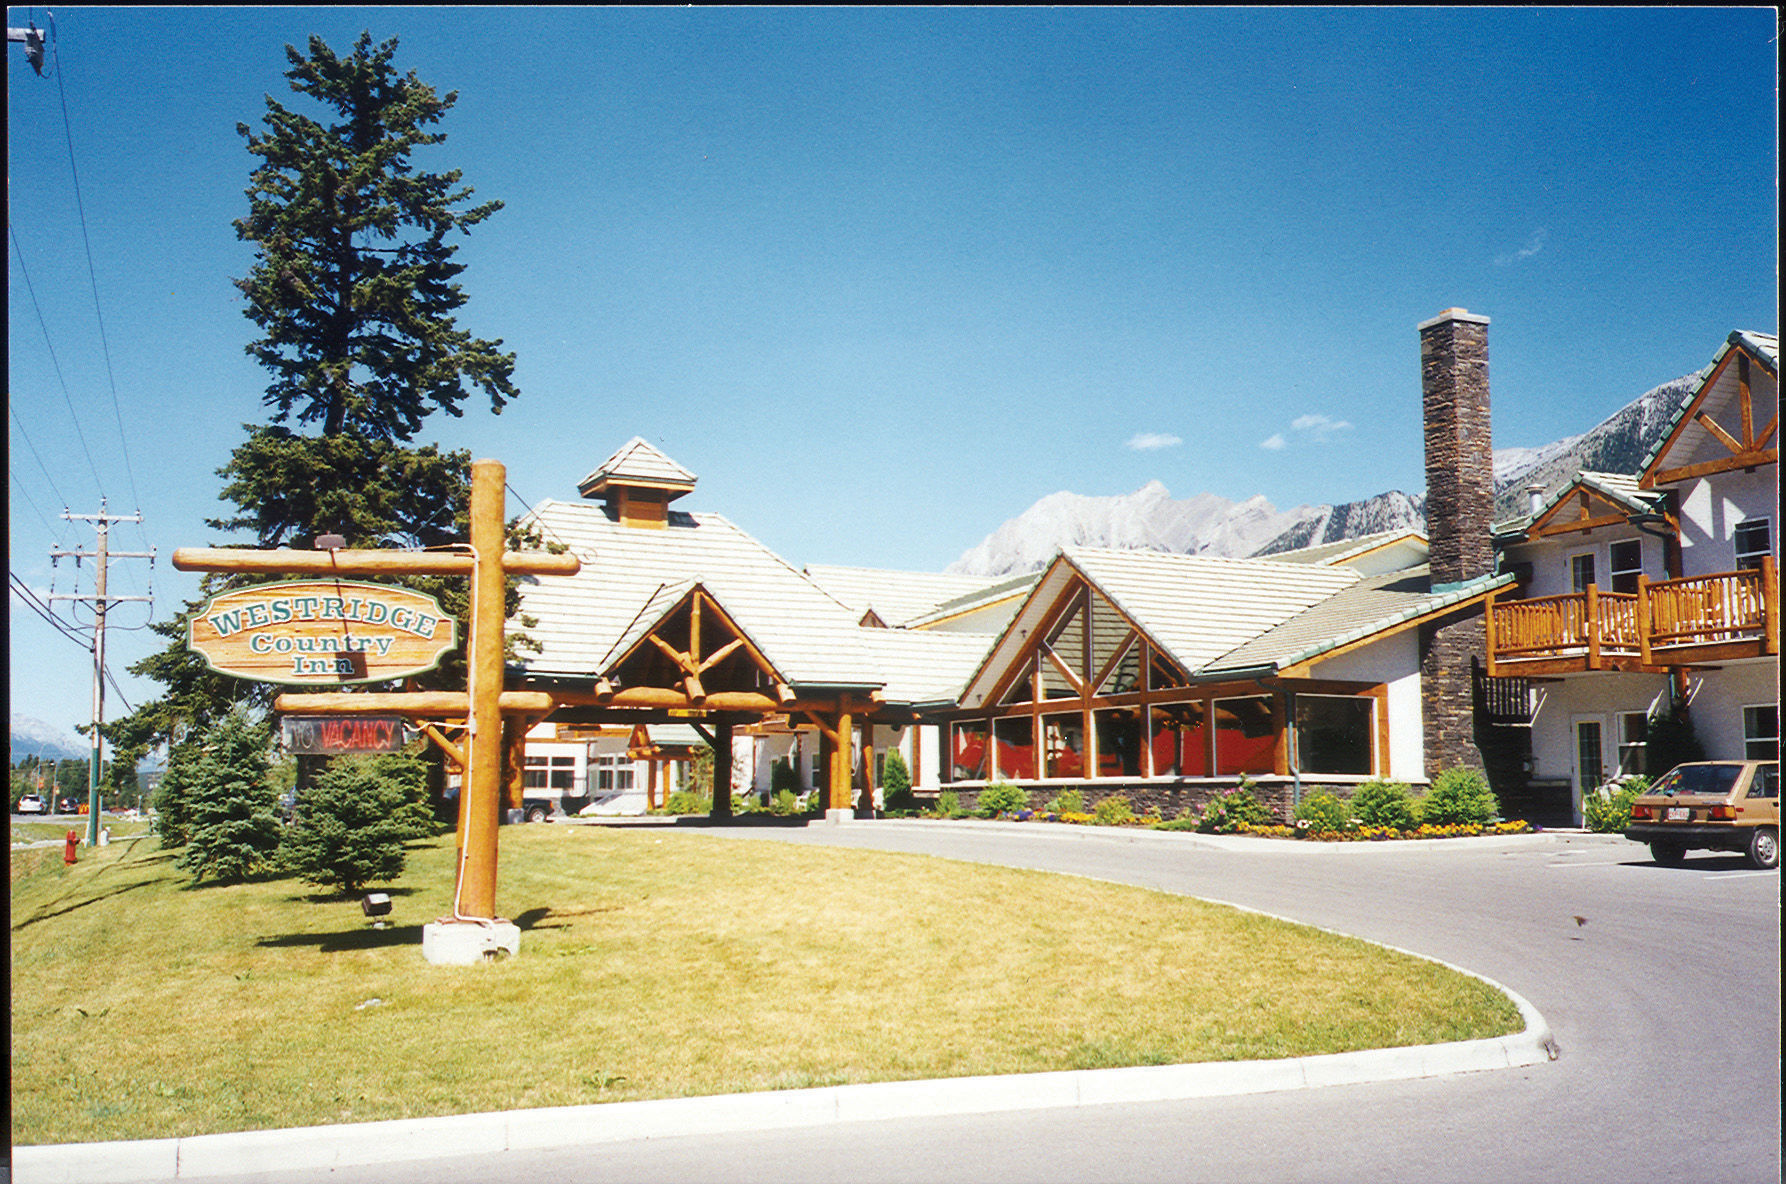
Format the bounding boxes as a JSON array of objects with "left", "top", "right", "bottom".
[{"left": 1488, "top": 556, "right": 1778, "bottom": 674}]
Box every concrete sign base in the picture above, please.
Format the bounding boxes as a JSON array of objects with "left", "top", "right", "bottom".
[{"left": 423, "top": 919, "right": 521, "bottom": 965}]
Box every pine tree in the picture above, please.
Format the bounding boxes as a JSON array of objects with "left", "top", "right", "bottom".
[
  {"left": 176, "top": 711, "right": 284, "bottom": 883},
  {"left": 281, "top": 749, "right": 435, "bottom": 896},
  {"left": 109, "top": 32, "right": 521, "bottom": 762}
]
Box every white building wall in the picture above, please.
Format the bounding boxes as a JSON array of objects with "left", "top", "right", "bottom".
[
  {"left": 1672, "top": 467, "right": 1778, "bottom": 575},
  {"left": 1681, "top": 661, "right": 1778, "bottom": 761}
]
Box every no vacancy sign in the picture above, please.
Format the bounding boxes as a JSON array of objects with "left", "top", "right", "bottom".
[{"left": 188, "top": 579, "right": 458, "bottom": 685}]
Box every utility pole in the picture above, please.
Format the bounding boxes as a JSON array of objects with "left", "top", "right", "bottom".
[{"left": 51, "top": 503, "right": 153, "bottom": 845}]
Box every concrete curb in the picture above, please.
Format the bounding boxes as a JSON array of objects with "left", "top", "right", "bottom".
[{"left": 14, "top": 990, "right": 1556, "bottom": 1184}]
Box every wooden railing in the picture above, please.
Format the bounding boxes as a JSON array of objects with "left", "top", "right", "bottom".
[
  {"left": 1490, "top": 585, "right": 1640, "bottom": 666},
  {"left": 1489, "top": 555, "right": 1779, "bottom": 670},
  {"left": 1646, "top": 562, "right": 1777, "bottom": 656}
]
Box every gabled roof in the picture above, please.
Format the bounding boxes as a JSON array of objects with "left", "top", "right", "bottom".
[
  {"left": 801, "top": 565, "right": 1012, "bottom": 628},
  {"left": 1639, "top": 331, "right": 1779, "bottom": 486},
  {"left": 901, "top": 571, "right": 1040, "bottom": 633},
  {"left": 578, "top": 437, "right": 699, "bottom": 500},
  {"left": 960, "top": 546, "right": 1507, "bottom": 706},
  {"left": 513, "top": 498, "right": 992, "bottom": 704},
  {"left": 1259, "top": 528, "right": 1428, "bottom": 574},
  {"left": 1493, "top": 470, "right": 1663, "bottom": 541},
  {"left": 1203, "top": 565, "right": 1512, "bottom": 675}
]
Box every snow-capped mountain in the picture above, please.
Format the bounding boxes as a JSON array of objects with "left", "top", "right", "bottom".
[
  {"left": 10, "top": 715, "right": 88, "bottom": 762},
  {"left": 950, "top": 372, "right": 1699, "bottom": 576}
]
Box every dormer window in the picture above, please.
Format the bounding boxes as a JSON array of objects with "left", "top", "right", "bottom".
[{"left": 1734, "top": 519, "right": 1771, "bottom": 572}]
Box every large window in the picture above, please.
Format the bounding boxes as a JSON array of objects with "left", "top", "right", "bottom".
[
  {"left": 1041, "top": 713, "right": 1084, "bottom": 778},
  {"left": 1734, "top": 520, "right": 1772, "bottom": 572},
  {"left": 1094, "top": 709, "right": 1144, "bottom": 777},
  {"left": 1150, "top": 703, "right": 1207, "bottom": 776},
  {"left": 1214, "top": 696, "right": 1276, "bottom": 776},
  {"left": 951, "top": 721, "right": 989, "bottom": 780},
  {"left": 1744, "top": 704, "right": 1779, "bottom": 761},
  {"left": 1570, "top": 552, "right": 1596, "bottom": 592},
  {"left": 525, "top": 754, "right": 577, "bottom": 792},
  {"left": 1617, "top": 712, "right": 1648, "bottom": 776},
  {"left": 1610, "top": 540, "right": 1643, "bottom": 595},
  {"left": 1295, "top": 696, "right": 1374, "bottom": 776},
  {"left": 992, "top": 716, "right": 1036, "bottom": 780},
  {"left": 592, "top": 755, "right": 633, "bottom": 794}
]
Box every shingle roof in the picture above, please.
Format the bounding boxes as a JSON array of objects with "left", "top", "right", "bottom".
[
  {"left": 512, "top": 499, "right": 992, "bottom": 704},
  {"left": 1204, "top": 565, "right": 1512, "bottom": 674},
  {"left": 577, "top": 437, "right": 698, "bottom": 500},
  {"left": 802, "top": 565, "right": 1012, "bottom": 628},
  {"left": 1259, "top": 529, "right": 1428, "bottom": 569}
]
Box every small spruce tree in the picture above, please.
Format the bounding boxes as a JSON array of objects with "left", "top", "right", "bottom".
[
  {"left": 281, "top": 749, "right": 434, "bottom": 896},
  {"left": 176, "top": 711, "right": 284, "bottom": 883}
]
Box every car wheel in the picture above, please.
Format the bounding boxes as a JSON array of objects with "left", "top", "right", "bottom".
[
  {"left": 1650, "top": 841, "right": 1686, "bottom": 866},
  {"left": 1746, "top": 827, "right": 1779, "bottom": 871},
  {"left": 524, "top": 805, "right": 549, "bottom": 824}
]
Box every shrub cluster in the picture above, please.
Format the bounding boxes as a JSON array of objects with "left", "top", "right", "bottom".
[
  {"left": 1421, "top": 768, "right": 1499, "bottom": 826},
  {"left": 977, "top": 782, "right": 1029, "bottom": 818},
  {"left": 1093, "top": 794, "right": 1135, "bottom": 826},
  {"left": 1293, "top": 791, "right": 1351, "bottom": 833},
  {"left": 1197, "top": 782, "right": 1274, "bottom": 833},
  {"left": 1583, "top": 775, "right": 1650, "bottom": 833},
  {"left": 1350, "top": 779, "right": 1419, "bottom": 831}
]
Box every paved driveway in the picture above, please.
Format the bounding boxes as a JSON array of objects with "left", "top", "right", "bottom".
[{"left": 77, "top": 824, "right": 1782, "bottom": 1184}]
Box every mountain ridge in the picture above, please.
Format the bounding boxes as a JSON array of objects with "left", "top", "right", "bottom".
[{"left": 948, "top": 372, "right": 1700, "bottom": 576}]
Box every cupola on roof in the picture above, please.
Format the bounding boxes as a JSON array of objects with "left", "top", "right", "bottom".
[{"left": 578, "top": 437, "right": 698, "bottom": 501}]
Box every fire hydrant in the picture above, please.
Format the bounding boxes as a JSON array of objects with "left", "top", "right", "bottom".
[{"left": 64, "top": 829, "right": 80, "bottom": 866}]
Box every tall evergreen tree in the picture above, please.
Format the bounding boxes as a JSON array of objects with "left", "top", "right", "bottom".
[{"left": 110, "top": 33, "right": 521, "bottom": 763}]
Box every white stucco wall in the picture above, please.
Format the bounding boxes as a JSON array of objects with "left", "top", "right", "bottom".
[
  {"left": 1680, "top": 660, "right": 1779, "bottom": 761},
  {"left": 1671, "top": 466, "right": 1778, "bottom": 575}
]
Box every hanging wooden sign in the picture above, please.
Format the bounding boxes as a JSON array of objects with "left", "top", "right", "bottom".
[{"left": 189, "top": 579, "right": 458, "bottom": 685}]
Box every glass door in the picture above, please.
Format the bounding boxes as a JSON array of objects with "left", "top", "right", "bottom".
[{"left": 1574, "top": 718, "right": 1605, "bottom": 827}]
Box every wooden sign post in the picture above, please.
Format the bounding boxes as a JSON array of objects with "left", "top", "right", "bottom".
[{"left": 173, "top": 459, "right": 580, "bottom": 962}]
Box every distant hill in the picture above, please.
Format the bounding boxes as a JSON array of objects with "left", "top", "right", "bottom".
[
  {"left": 10, "top": 715, "right": 88, "bottom": 762},
  {"left": 950, "top": 372, "right": 1699, "bottom": 575}
]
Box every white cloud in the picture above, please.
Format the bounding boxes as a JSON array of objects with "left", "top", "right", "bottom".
[
  {"left": 1259, "top": 433, "right": 1286, "bottom": 451},
  {"left": 1494, "top": 227, "right": 1548, "bottom": 266},
  {"left": 1125, "top": 432, "right": 1183, "bottom": 451},
  {"left": 1290, "top": 413, "right": 1353, "bottom": 437}
]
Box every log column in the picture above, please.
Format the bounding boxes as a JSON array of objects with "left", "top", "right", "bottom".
[
  {"left": 459, "top": 458, "right": 508, "bottom": 919},
  {"left": 712, "top": 717, "right": 734, "bottom": 819}
]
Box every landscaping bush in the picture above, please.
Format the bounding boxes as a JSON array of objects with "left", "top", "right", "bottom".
[
  {"left": 280, "top": 749, "right": 435, "bottom": 896},
  {"left": 661, "top": 789, "right": 711, "bottom": 815},
  {"left": 1294, "top": 791, "right": 1352, "bottom": 833},
  {"left": 1584, "top": 774, "right": 1650, "bottom": 833},
  {"left": 977, "top": 782, "right": 1029, "bottom": 818},
  {"left": 935, "top": 790, "right": 964, "bottom": 819},
  {"left": 881, "top": 749, "right": 911, "bottom": 796},
  {"left": 1046, "top": 789, "right": 1086, "bottom": 815},
  {"left": 1197, "top": 781, "right": 1273, "bottom": 834},
  {"left": 175, "top": 711, "right": 285, "bottom": 884},
  {"left": 1350, "top": 779, "right": 1418, "bottom": 831},
  {"left": 768, "top": 788, "right": 802, "bottom": 816},
  {"left": 1421, "top": 768, "right": 1499, "bottom": 827},
  {"left": 770, "top": 757, "right": 800, "bottom": 797},
  {"left": 1093, "top": 794, "right": 1135, "bottom": 826}
]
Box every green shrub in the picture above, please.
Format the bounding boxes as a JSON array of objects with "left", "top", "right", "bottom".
[
  {"left": 174, "top": 711, "right": 285, "bottom": 884},
  {"left": 769, "top": 788, "right": 802, "bottom": 816},
  {"left": 935, "top": 790, "right": 963, "bottom": 819},
  {"left": 1196, "top": 780, "right": 1273, "bottom": 834},
  {"left": 1152, "top": 808, "right": 1201, "bottom": 832},
  {"left": 1422, "top": 768, "right": 1499, "bottom": 826},
  {"left": 280, "top": 749, "right": 435, "bottom": 896},
  {"left": 1583, "top": 774, "right": 1650, "bottom": 833},
  {"left": 881, "top": 749, "right": 911, "bottom": 796},
  {"left": 977, "top": 782, "right": 1029, "bottom": 817},
  {"left": 1093, "top": 794, "right": 1135, "bottom": 826},
  {"left": 661, "top": 789, "right": 712, "bottom": 815},
  {"left": 1046, "top": 788, "right": 1086, "bottom": 815},
  {"left": 1350, "top": 779, "right": 1418, "bottom": 831},
  {"left": 770, "top": 758, "right": 800, "bottom": 796},
  {"left": 1294, "top": 791, "right": 1351, "bottom": 833}
]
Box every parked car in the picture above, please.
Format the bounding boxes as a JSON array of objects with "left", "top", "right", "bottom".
[
  {"left": 15, "top": 793, "right": 47, "bottom": 815},
  {"left": 56, "top": 797, "right": 79, "bottom": 814},
  {"left": 1624, "top": 760, "right": 1779, "bottom": 870}
]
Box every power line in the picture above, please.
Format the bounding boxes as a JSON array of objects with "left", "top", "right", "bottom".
[
  {"left": 9, "top": 223, "right": 108, "bottom": 500},
  {"left": 9, "top": 401, "right": 75, "bottom": 518},
  {"left": 50, "top": 24, "right": 144, "bottom": 518}
]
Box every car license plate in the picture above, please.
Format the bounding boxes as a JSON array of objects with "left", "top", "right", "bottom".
[{"left": 1666, "top": 807, "right": 1691, "bottom": 821}]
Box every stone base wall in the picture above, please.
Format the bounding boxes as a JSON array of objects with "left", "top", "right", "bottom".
[{"left": 1420, "top": 610, "right": 1488, "bottom": 777}]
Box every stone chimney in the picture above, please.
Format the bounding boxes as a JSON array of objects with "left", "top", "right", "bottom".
[{"left": 1419, "top": 308, "right": 1493, "bottom": 589}]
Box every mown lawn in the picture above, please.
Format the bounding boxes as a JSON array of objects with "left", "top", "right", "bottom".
[{"left": 10, "top": 823, "right": 1521, "bottom": 1144}]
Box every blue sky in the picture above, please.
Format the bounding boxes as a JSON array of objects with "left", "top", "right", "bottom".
[{"left": 8, "top": 7, "right": 1778, "bottom": 745}]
